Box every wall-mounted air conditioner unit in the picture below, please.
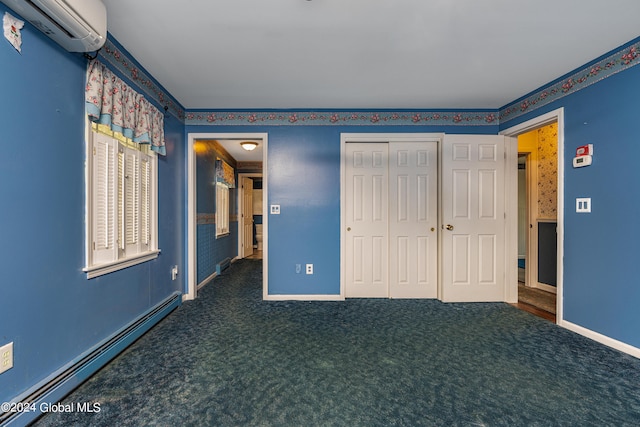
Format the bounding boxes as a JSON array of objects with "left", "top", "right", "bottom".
[{"left": 1, "top": 0, "right": 106, "bottom": 52}]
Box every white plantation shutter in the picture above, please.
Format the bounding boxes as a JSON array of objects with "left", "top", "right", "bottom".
[
  {"left": 140, "top": 155, "right": 151, "bottom": 247},
  {"left": 216, "top": 182, "right": 230, "bottom": 236},
  {"left": 86, "top": 126, "right": 158, "bottom": 278},
  {"left": 92, "top": 134, "right": 117, "bottom": 264},
  {"left": 118, "top": 148, "right": 125, "bottom": 251},
  {"left": 125, "top": 149, "right": 140, "bottom": 253}
]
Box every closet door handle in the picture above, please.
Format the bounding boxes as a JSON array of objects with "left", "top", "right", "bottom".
[{"left": 443, "top": 224, "right": 454, "bottom": 231}]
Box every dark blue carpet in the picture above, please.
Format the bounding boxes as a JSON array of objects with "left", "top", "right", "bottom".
[{"left": 34, "top": 260, "right": 640, "bottom": 426}]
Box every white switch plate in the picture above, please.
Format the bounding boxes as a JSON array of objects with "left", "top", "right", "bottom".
[
  {"left": 576, "top": 198, "right": 591, "bottom": 213},
  {"left": 306, "top": 264, "right": 313, "bottom": 275},
  {"left": 270, "top": 204, "right": 281, "bottom": 215},
  {"left": 0, "top": 342, "right": 14, "bottom": 374}
]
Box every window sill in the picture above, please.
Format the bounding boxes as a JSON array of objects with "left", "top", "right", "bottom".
[{"left": 84, "top": 250, "right": 161, "bottom": 279}]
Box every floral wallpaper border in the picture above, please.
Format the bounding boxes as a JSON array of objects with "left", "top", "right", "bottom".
[
  {"left": 98, "top": 39, "right": 185, "bottom": 120},
  {"left": 499, "top": 41, "right": 640, "bottom": 124},
  {"left": 99, "top": 37, "right": 640, "bottom": 127},
  {"left": 184, "top": 111, "right": 499, "bottom": 126}
]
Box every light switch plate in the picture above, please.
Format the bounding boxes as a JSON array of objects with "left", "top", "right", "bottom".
[
  {"left": 270, "top": 204, "right": 281, "bottom": 215},
  {"left": 576, "top": 198, "right": 591, "bottom": 213}
]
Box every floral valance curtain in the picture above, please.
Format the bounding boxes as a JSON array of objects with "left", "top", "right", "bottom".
[
  {"left": 216, "top": 159, "right": 236, "bottom": 188},
  {"left": 85, "top": 59, "right": 166, "bottom": 155}
]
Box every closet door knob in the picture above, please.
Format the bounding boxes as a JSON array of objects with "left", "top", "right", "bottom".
[{"left": 444, "top": 224, "right": 454, "bottom": 231}]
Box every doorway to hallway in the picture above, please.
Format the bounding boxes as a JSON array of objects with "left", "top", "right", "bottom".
[
  {"left": 501, "top": 108, "right": 564, "bottom": 323},
  {"left": 238, "top": 173, "right": 264, "bottom": 261},
  {"left": 186, "top": 132, "right": 268, "bottom": 301}
]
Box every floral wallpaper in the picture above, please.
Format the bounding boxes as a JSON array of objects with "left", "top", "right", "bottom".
[{"left": 537, "top": 123, "right": 558, "bottom": 219}]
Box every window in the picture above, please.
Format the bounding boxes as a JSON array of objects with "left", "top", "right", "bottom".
[
  {"left": 85, "top": 123, "right": 159, "bottom": 278},
  {"left": 216, "top": 182, "right": 230, "bottom": 237}
]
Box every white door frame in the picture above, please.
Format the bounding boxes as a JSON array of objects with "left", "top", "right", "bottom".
[
  {"left": 186, "top": 132, "right": 268, "bottom": 301},
  {"left": 500, "top": 108, "right": 564, "bottom": 323},
  {"left": 340, "top": 133, "right": 443, "bottom": 299},
  {"left": 238, "top": 172, "right": 263, "bottom": 259}
]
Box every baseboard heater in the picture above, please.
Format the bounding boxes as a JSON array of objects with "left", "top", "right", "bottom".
[
  {"left": 216, "top": 257, "right": 231, "bottom": 275},
  {"left": 2, "top": 291, "right": 181, "bottom": 427}
]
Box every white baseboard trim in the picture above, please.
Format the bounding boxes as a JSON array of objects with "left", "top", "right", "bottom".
[
  {"left": 197, "top": 272, "right": 217, "bottom": 290},
  {"left": 265, "top": 294, "right": 344, "bottom": 301},
  {"left": 560, "top": 320, "right": 640, "bottom": 359},
  {"left": 191, "top": 257, "right": 241, "bottom": 296}
]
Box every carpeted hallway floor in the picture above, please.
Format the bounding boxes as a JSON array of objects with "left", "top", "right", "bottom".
[{"left": 34, "top": 260, "right": 640, "bottom": 426}]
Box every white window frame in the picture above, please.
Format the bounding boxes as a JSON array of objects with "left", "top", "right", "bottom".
[
  {"left": 84, "top": 122, "right": 160, "bottom": 278},
  {"left": 216, "top": 182, "right": 230, "bottom": 237}
]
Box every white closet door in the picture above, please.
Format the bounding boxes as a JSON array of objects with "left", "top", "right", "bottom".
[
  {"left": 389, "top": 141, "right": 438, "bottom": 298},
  {"left": 345, "top": 143, "right": 389, "bottom": 298}
]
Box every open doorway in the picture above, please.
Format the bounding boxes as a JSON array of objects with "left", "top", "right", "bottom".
[
  {"left": 238, "top": 173, "right": 264, "bottom": 261},
  {"left": 502, "top": 109, "right": 564, "bottom": 323},
  {"left": 186, "top": 132, "right": 268, "bottom": 301}
]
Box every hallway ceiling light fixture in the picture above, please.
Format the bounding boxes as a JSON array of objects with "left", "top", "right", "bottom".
[{"left": 240, "top": 141, "right": 258, "bottom": 151}]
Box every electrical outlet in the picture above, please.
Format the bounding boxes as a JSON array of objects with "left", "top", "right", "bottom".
[
  {"left": 306, "top": 264, "right": 313, "bottom": 275},
  {"left": 0, "top": 342, "right": 13, "bottom": 374}
]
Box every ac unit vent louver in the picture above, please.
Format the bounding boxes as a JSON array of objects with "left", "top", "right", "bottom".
[{"left": 1, "top": 0, "right": 106, "bottom": 52}]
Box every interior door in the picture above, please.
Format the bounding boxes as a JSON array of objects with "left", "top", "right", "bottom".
[
  {"left": 389, "top": 141, "right": 438, "bottom": 298},
  {"left": 345, "top": 143, "right": 389, "bottom": 297},
  {"left": 441, "top": 135, "right": 506, "bottom": 302},
  {"left": 242, "top": 177, "right": 254, "bottom": 258}
]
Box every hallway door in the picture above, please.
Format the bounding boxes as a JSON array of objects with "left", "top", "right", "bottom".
[
  {"left": 441, "top": 135, "right": 508, "bottom": 302},
  {"left": 241, "top": 177, "right": 254, "bottom": 258}
]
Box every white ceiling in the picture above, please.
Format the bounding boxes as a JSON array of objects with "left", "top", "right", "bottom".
[
  {"left": 217, "top": 139, "right": 263, "bottom": 162},
  {"left": 102, "top": 0, "right": 640, "bottom": 110}
]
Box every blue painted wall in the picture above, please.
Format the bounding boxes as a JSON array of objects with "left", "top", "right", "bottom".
[
  {"left": 0, "top": 3, "right": 185, "bottom": 403},
  {"left": 186, "top": 124, "right": 497, "bottom": 295},
  {"left": 499, "top": 40, "right": 640, "bottom": 348},
  {"left": 195, "top": 145, "right": 238, "bottom": 283},
  {"left": 4, "top": 0, "right": 640, "bottom": 405}
]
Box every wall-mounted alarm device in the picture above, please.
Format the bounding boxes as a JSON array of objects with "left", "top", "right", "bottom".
[
  {"left": 576, "top": 144, "right": 593, "bottom": 157},
  {"left": 573, "top": 144, "right": 593, "bottom": 168},
  {"left": 573, "top": 156, "right": 592, "bottom": 168}
]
